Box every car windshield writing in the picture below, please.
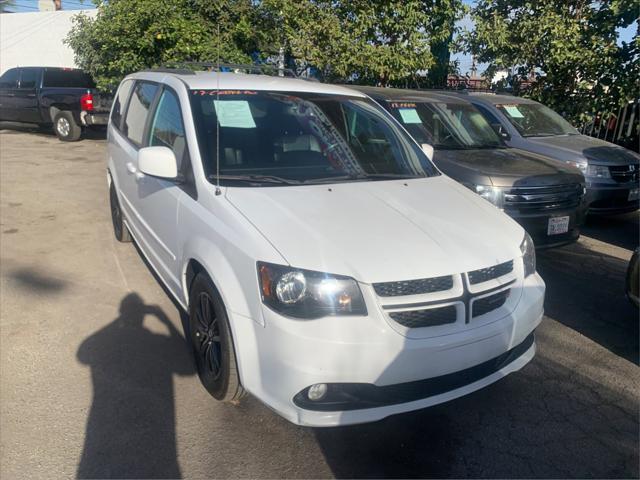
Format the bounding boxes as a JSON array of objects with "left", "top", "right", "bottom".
[
  {"left": 496, "top": 103, "right": 577, "bottom": 137},
  {"left": 190, "top": 91, "right": 438, "bottom": 185},
  {"left": 388, "top": 101, "right": 503, "bottom": 150}
]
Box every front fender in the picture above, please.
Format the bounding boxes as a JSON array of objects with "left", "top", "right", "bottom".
[{"left": 180, "top": 236, "right": 265, "bottom": 327}]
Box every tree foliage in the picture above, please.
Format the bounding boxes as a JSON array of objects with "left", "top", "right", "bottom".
[
  {"left": 66, "top": 0, "right": 464, "bottom": 90},
  {"left": 256, "top": 0, "right": 463, "bottom": 86},
  {"left": 65, "top": 0, "right": 256, "bottom": 91},
  {"left": 465, "top": 0, "right": 639, "bottom": 121}
]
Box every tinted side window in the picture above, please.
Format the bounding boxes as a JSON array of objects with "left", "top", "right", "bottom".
[
  {"left": 19, "top": 69, "right": 38, "bottom": 89},
  {"left": 123, "top": 82, "right": 159, "bottom": 146},
  {"left": 110, "top": 80, "right": 133, "bottom": 131},
  {"left": 42, "top": 69, "right": 95, "bottom": 88},
  {"left": 0, "top": 69, "right": 19, "bottom": 88},
  {"left": 149, "top": 89, "right": 186, "bottom": 169},
  {"left": 475, "top": 104, "right": 501, "bottom": 125}
]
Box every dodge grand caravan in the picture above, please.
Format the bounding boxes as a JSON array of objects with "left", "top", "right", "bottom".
[
  {"left": 353, "top": 86, "right": 588, "bottom": 248},
  {"left": 462, "top": 93, "right": 640, "bottom": 215},
  {"left": 107, "top": 69, "right": 545, "bottom": 426}
]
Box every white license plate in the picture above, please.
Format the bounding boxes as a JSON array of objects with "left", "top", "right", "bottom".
[
  {"left": 547, "top": 216, "right": 570, "bottom": 235},
  {"left": 629, "top": 188, "right": 639, "bottom": 201}
]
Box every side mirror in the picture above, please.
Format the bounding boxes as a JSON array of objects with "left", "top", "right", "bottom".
[
  {"left": 421, "top": 143, "right": 434, "bottom": 161},
  {"left": 137, "top": 146, "right": 178, "bottom": 179},
  {"left": 491, "top": 123, "right": 511, "bottom": 141}
]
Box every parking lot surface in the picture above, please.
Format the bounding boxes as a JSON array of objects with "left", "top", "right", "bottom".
[{"left": 0, "top": 129, "right": 638, "bottom": 479}]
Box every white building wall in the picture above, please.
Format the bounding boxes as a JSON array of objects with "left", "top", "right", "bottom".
[{"left": 0, "top": 10, "right": 97, "bottom": 75}]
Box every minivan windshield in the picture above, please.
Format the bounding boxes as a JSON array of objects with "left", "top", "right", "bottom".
[
  {"left": 190, "top": 90, "right": 438, "bottom": 186},
  {"left": 387, "top": 101, "right": 503, "bottom": 150},
  {"left": 496, "top": 103, "right": 578, "bottom": 137}
]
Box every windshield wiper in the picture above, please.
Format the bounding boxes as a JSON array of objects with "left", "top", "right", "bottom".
[
  {"left": 207, "top": 174, "right": 302, "bottom": 185},
  {"left": 303, "top": 173, "right": 424, "bottom": 184}
]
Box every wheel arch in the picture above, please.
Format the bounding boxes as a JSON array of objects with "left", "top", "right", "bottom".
[{"left": 180, "top": 241, "right": 262, "bottom": 326}]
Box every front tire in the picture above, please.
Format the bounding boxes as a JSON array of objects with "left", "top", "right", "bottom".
[
  {"left": 53, "top": 111, "right": 81, "bottom": 141},
  {"left": 109, "top": 181, "right": 132, "bottom": 242},
  {"left": 189, "top": 273, "right": 245, "bottom": 402}
]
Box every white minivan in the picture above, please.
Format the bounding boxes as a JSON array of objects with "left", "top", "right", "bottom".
[{"left": 107, "top": 69, "right": 545, "bottom": 426}]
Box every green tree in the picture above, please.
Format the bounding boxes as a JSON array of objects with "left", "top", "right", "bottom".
[
  {"left": 65, "top": 0, "right": 254, "bottom": 91},
  {"left": 256, "top": 0, "right": 464, "bottom": 86},
  {"left": 465, "top": 0, "right": 639, "bottom": 122}
]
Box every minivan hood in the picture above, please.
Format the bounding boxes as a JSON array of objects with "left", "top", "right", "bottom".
[
  {"left": 526, "top": 134, "right": 640, "bottom": 165},
  {"left": 226, "top": 176, "right": 523, "bottom": 284},
  {"left": 435, "top": 147, "right": 584, "bottom": 188}
]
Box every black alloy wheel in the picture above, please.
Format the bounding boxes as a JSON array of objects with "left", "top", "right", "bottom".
[{"left": 188, "top": 273, "right": 245, "bottom": 402}]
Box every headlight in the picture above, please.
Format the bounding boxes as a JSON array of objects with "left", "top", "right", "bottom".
[
  {"left": 585, "top": 164, "right": 611, "bottom": 179},
  {"left": 520, "top": 232, "right": 536, "bottom": 277},
  {"left": 257, "top": 262, "right": 367, "bottom": 319},
  {"left": 474, "top": 185, "right": 504, "bottom": 209},
  {"left": 567, "top": 161, "right": 588, "bottom": 175}
]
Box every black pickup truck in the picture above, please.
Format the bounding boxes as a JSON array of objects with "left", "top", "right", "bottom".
[{"left": 0, "top": 67, "right": 112, "bottom": 141}]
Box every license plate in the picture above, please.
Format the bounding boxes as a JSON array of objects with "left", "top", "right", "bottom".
[
  {"left": 547, "top": 216, "right": 570, "bottom": 235},
  {"left": 629, "top": 188, "right": 639, "bottom": 201}
]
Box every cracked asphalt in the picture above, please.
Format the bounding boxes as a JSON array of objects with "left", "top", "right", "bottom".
[{"left": 0, "top": 128, "right": 638, "bottom": 479}]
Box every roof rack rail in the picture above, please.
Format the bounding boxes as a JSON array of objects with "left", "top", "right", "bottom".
[
  {"left": 163, "top": 62, "right": 298, "bottom": 78},
  {"left": 140, "top": 67, "right": 196, "bottom": 75}
]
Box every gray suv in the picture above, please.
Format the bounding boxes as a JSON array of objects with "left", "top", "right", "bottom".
[
  {"left": 460, "top": 93, "right": 640, "bottom": 215},
  {"left": 354, "top": 86, "right": 587, "bottom": 248}
]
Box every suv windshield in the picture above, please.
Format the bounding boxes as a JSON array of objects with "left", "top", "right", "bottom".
[
  {"left": 387, "top": 101, "right": 503, "bottom": 150},
  {"left": 190, "top": 90, "right": 438, "bottom": 185},
  {"left": 496, "top": 103, "right": 578, "bottom": 137}
]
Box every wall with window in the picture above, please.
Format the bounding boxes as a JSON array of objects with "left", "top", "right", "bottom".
[{"left": 0, "top": 10, "right": 97, "bottom": 75}]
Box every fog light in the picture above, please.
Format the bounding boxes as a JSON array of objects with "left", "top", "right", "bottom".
[{"left": 307, "top": 383, "right": 328, "bottom": 401}]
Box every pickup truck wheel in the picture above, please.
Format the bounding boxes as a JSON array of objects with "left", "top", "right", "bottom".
[
  {"left": 109, "top": 182, "right": 132, "bottom": 242},
  {"left": 53, "top": 111, "right": 81, "bottom": 141},
  {"left": 189, "top": 274, "right": 245, "bottom": 403}
]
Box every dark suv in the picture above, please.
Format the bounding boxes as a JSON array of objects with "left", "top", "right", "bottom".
[
  {"left": 354, "top": 86, "right": 588, "bottom": 248},
  {"left": 0, "top": 67, "right": 111, "bottom": 141}
]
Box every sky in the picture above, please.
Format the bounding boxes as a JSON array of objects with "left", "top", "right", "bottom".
[
  {"left": 3, "top": 0, "right": 93, "bottom": 11},
  {"left": 5, "top": 0, "right": 638, "bottom": 75}
]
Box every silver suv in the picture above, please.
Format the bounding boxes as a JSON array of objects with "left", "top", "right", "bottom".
[{"left": 460, "top": 93, "right": 640, "bottom": 215}]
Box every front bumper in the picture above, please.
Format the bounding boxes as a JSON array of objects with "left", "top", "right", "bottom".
[
  {"left": 231, "top": 272, "right": 545, "bottom": 427},
  {"left": 586, "top": 183, "right": 639, "bottom": 215},
  {"left": 506, "top": 205, "right": 587, "bottom": 249}
]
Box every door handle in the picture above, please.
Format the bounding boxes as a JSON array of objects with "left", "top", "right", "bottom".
[{"left": 126, "top": 162, "right": 145, "bottom": 180}]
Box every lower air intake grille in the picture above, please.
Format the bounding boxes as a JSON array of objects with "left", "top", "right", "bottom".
[
  {"left": 389, "top": 305, "right": 457, "bottom": 328},
  {"left": 468, "top": 260, "right": 513, "bottom": 285},
  {"left": 472, "top": 289, "right": 510, "bottom": 317},
  {"left": 373, "top": 275, "right": 453, "bottom": 297}
]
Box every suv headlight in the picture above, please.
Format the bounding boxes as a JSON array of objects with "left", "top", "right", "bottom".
[
  {"left": 474, "top": 185, "right": 504, "bottom": 209},
  {"left": 568, "top": 161, "right": 588, "bottom": 175},
  {"left": 257, "top": 262, "right": 367, "bottom": 319},
  {"left": 585, "top": 164, "right": 611, "bottom": 179},
  {"left": 520, "top": 232, "right": 536, "bottom": 277}
]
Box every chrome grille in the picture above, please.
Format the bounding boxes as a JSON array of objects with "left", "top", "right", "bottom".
[
  {"left": 609, "top": 164, "right": 639, "bottom": 183},
  {"left": 468, "top": 260, "right": 513, "bottom": 285},
  {"left": 472, "top": 289, "right": 510, "bottom": 317},
  {"left": 503, "top": 184, "right": 583, "bottom": 212},
  {"left": 373, "top": 275, "right": 453, "bottom": 297},
  {"left": 389, "top": 305, "right": 457, "bottom": 328}
]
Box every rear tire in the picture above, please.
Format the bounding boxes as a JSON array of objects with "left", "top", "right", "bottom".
[
  {"left": 53, "top": 111, "right": 81, "bottom": 141},
  {"left": 189, "top": 273, "right": 245, "bottom": 402},
  {"left": 109, "top": 181, "right": 132, "bottom": 242}
]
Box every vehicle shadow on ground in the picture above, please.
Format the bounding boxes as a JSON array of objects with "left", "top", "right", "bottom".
[
  {"left": 0, "top": 122, "right": 106, "bottom": 141},
  {"left": 76, "top": 293, "right": 195, "bottom": 479},
  {"left": 537, "top": 241, "right": 639, "bottom": 364},
  {"left": 581, "top": 212, "right": 639, "bottom": 252}
]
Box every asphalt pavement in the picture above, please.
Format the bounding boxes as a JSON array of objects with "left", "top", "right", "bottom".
[{"left": 0, "top": 128, "right": 638, "bottom": 479}]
